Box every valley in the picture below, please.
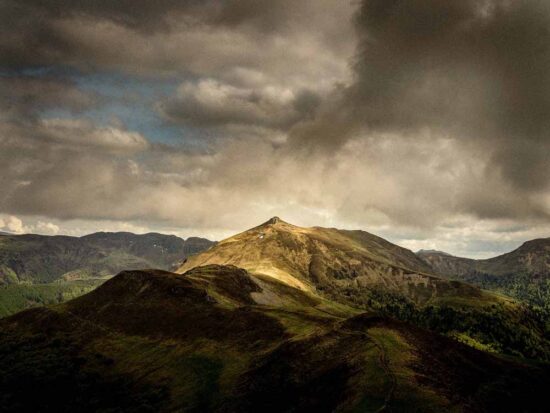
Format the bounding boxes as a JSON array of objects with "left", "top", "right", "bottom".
[
  {"left": 1, "top": 265, "right": 548, "bottom": 412},
  {"left": 417, "top": 240, "right": 550, "bottom": 318},
  {"left": 0, "top": 218, "right": 548, "bottom": 412}
]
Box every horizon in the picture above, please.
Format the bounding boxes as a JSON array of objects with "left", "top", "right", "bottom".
[
  {"left": 1, "top": 1, "right": 549, "bottom": 260},
  {"left": 1, "top": 214, "right": 545, "bottom": 260}
]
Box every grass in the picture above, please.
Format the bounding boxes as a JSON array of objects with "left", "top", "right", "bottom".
[
  {"left": 360, "top": 327, "right": 451, "bottom": 412},
  {"left": 1, "top": 265, "right": 549, "bottom": 412},
  {"left": 86, "top": 333, "right": 255, "bottom": 411},
  {"left": 0, "top": 279, "right": 107, "bottom": 318},
  {"left": 449, "top": 332, "right": 499, "bottom": 353}
]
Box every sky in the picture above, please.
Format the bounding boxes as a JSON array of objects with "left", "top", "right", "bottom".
[{"left": 1, "top": 0, "right": 549, "bottom": 258}]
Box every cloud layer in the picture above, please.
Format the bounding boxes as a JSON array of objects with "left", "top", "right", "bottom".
[{"left": 0, "top": 0, "right": 549, "bottom": 257}]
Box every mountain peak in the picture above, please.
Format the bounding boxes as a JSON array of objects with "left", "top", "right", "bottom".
[
  {"left": 263, "top": 216, "right": 284, "bottom": 226},
  {"left": 178, "top": 217, "right": 436, "bottom": 293}
]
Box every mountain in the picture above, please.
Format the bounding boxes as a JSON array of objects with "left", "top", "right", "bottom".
[
  {"left": 1, "top": 218, "right": 548, "bottom": 411},
  {"left": 416, "top": 250, "right": 478, "bottom": 278},
  {"left": 0, "top": 232, "right": 214, "bottom": 317},
  {"left": 417, "top": 239, "right": 550, "bottom": 313},
  {"left": 418, "top": 239, "right": 550, "bottom": 278},
  {"left": 178, "top": 218, "right": 550, "bottom": 360},
  {"left": 417, "top": 249, "right": 452, "bottom": 256},
  {"left": 0, "top": 231, "right": 214, "bottom": 284},
  {"left": 178, "top": 217, "right": 461, "bottom": 305},
  {"left": 0, "top": 265, "right": 548, "bottom": 412}
]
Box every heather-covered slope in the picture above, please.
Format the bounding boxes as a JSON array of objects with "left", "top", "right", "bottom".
[
  {"left": 178, "top": 217, "right": 474, "bottom": 305},
  {"left": 177, "top": 218, "right": 549, "bottom": 360},
  {"left": 0, "top": 266, "right": 548, "bottom": 413}
]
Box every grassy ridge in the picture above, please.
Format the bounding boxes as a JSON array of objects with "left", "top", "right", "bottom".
[{"left": 1, "top": 266, "right": 548, "bottom": 412}]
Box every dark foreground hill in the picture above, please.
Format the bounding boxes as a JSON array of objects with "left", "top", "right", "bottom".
[
  {"left": 417, "top": 239, "right": 550, "bottom": 313},
  {"left": 0, "top": 232, "right": 214, "bottom": 317},
  {"left": 1, "top": 265, "right": 548, "bottom": 413}
]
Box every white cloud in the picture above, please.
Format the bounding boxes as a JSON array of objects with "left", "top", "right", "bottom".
[
  {"left": 37, "top": 118, "right": 149, "bottom": 153},
  {"left": 35, "top": 221, "right": 60, "bottom": 235},
  {"left": 159, "top": 78, "right": 322, "bottom": 134},
  {"left": 0, "top": 216, "right": 60, "bottom": 235},
  {"left": 5, "top": 216, "right": 25, "bottom": 234}
]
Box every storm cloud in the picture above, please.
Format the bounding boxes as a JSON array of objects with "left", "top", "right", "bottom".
[
  {"left": 287, "top": 0, "right": 550, "bottom": 219},
  {"left": 0, "top": 0, "right": 549, "bottom": 257}
]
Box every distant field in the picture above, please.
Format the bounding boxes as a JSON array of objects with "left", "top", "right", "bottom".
[{"left": 0, "top": 279, "right": 108, "bottom": 318}]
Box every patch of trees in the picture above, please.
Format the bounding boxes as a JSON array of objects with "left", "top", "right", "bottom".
[
  {"left": 458, "top": 271, "right": 550, "bottom": 319},
  {"left": 318, "top": 283, "right": 550, "bottom": 361},
  {"left": 368, "top": 289, "right": 549, "bottom": 361}
]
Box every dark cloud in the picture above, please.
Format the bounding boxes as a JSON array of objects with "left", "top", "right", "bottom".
[
  {"left": 0, "top": 0, "right": 350, "bottom": 73},
  {"left": 5, "top": 0, "right": 294, "bottom": 32},
  {"left": 1, "top": 0, "right": 194, "bottom": 33},
  {"left": 0, "top": 75, "right": 98, "bottom": 120},
  {"left": 0, "top": 0, "right": 548, "bottom": 256},
  {"left": 351, "top": 0, "right": 550, "bottom": 135},
  {"left": 290, "top": 0, "right": 550, "bottom": 201},
  {"left": 292, "top": 89, "right": 321, "bottom": 120}
]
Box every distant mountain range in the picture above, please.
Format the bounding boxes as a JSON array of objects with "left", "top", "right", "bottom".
[
  {"left": 0, "top": 231, "right": 214, "bottom": 284},
  {"left": 0, "top": 232, "right": 214, "bottom": 316},
  {"left": 416, "top": 249, "right": 452, "bottom": 256},
  {"left": 417, "top": 239, "right": 550, "bottom": 312},
  {"left": 0, "top": 218, "right": 548, "bottom": 412}
]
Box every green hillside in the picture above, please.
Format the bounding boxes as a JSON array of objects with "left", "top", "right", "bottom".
[
  {"left": 1, "top": 219, "right": 548, "bottom": 412},
  {"left": 0, "top": 279, "right": 106, "bottom": 318},
  {"left": 417, "top": 240, "right": 550, "bottom": 317},
  {"left": 0, "top": 232, "right": 214, "bottom": 317},
  {"left": 0, "top": 232, "right": 214, "bottom": 284},
  {"left": 0, "top": 265, "right": 548, "bottom": 412},
  {"left": 179, "top": 218, "right": 549, "bottom": 360}
]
